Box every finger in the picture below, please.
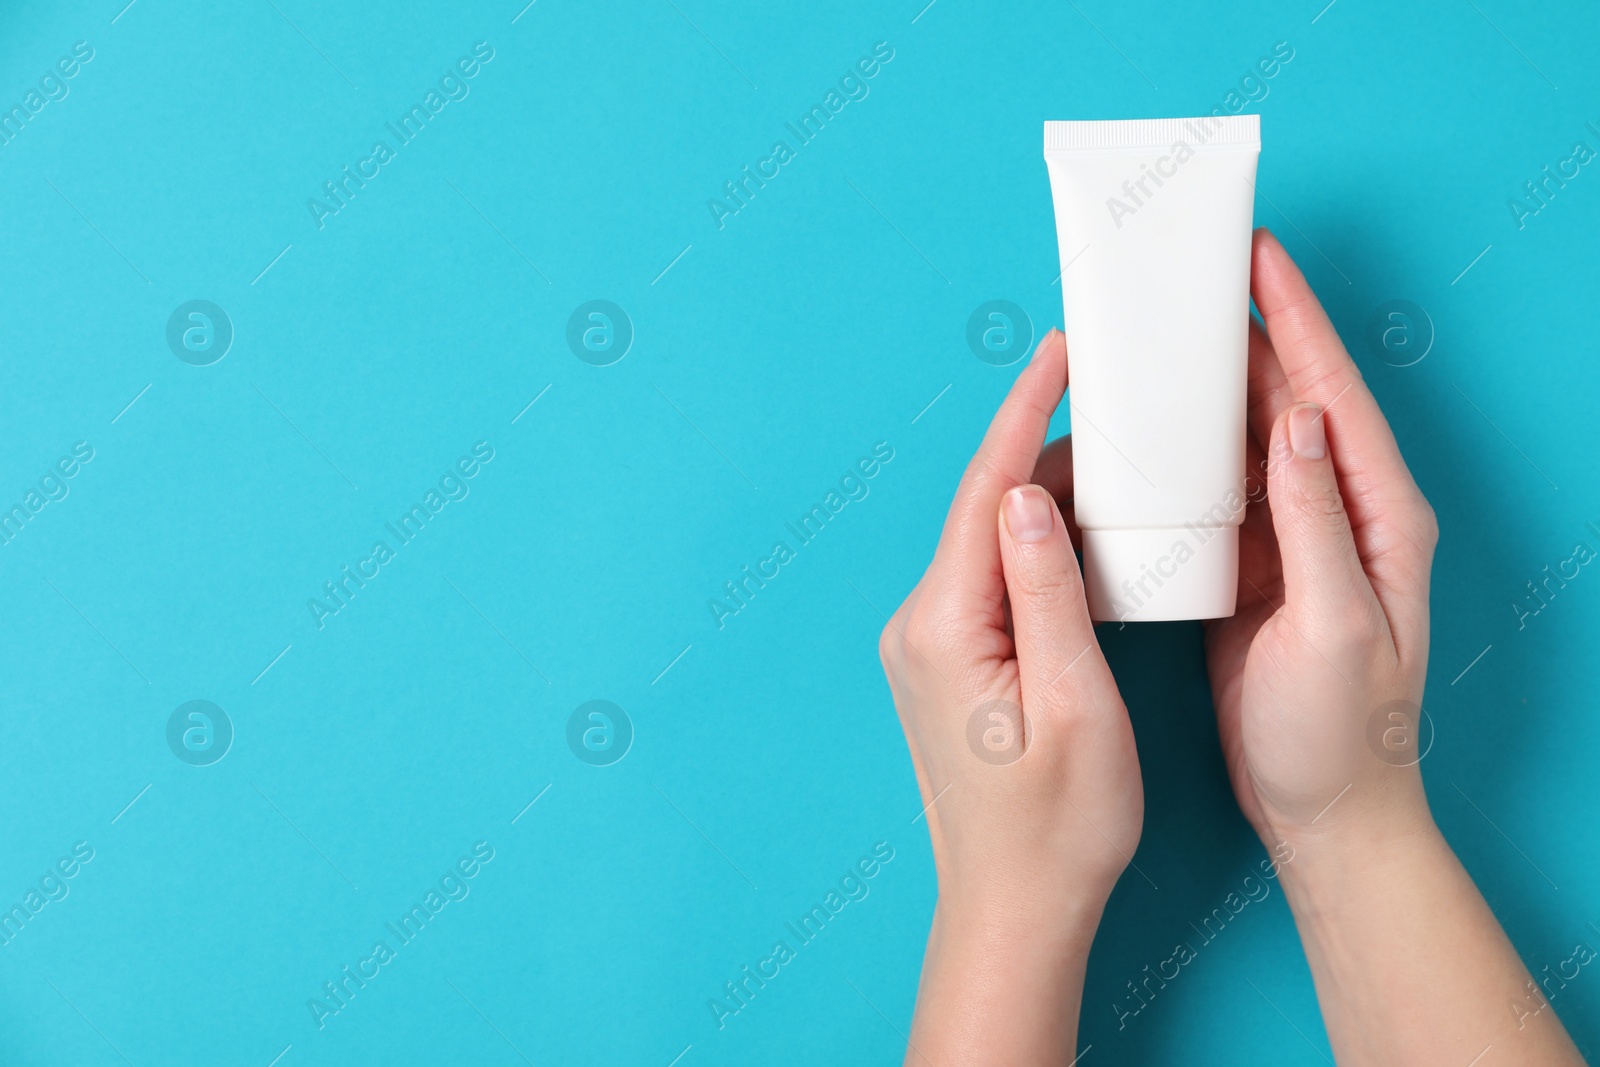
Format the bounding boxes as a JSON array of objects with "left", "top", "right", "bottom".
[
  {"left": 1266, "top": 402, "right": 1388, "bottom": 648},
  {"left": 1237, "top": 431, "right": 1282, "bottom": 601},
  {"left": 1031, "top": 435, "right": 1082, "bottom": 552},
  {"left": 1251, "top": 230, "right": 1428, "bottom": 527},
  {"left": 1032, "top": 434, "right": 1073, "bottom": 500},
  {"left": 997, "top": 484, "right": 1111, "bottom": 719},
  {"left": 1246, "top": 317, "right": 1293, "bottom": 453},
  {"left": 931, "top": 330, "right": 1068, "bottom": 619},
  {"left": 1251, "top": 229, "right": 1437, "bottom": 648}
]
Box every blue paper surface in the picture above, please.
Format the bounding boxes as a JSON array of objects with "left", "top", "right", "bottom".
[{"left": 1, "top": 1, "right": 1597, "bottom": 1063}]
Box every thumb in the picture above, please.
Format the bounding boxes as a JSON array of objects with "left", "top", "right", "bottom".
[
  {"left": 1267, "top": 403, "right": 1380, "bottom": 628},
  {"left": 997, "top": 485, "right": 1108, "bottom": 717}
]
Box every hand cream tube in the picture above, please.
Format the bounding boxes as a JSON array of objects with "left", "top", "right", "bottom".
[{"left": 1043, "top": 116, "right": 1259, "bottom": 622}]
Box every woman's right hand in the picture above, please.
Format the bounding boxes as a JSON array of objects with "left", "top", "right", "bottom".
[
  {"left": 1203, "top": 227, "right": 1439, "bottom": 852},
  {"left": 1203, "top": 229, "right": 1584, "bottom": 1066}
]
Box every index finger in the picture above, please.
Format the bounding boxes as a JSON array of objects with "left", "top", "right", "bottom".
[
  {"left": 1251, "top": 228, "right": 1436, "bottom": 649},
  {"left": 1250, "top": 228, "right": 1424, "bottom": 526}
]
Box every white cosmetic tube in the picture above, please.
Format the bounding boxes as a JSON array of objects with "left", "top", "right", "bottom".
[{"left": 1043, "top": 116, "right": 1260, "bottom": 622}]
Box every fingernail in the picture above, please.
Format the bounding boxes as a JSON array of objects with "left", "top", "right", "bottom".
[
  {"left": 1004, "top": 486, "right": 1054, "bottom": 542},
  {"left": 1288, "top": 404, "right": 1326, "bottom": 460},
  {"left": 1031, "top": 328, "right": 1063, "bottom": 362}
]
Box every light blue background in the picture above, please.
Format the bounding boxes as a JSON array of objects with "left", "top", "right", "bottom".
[{"left": 2, "top": 1, "right": 1597, "bottom": 1063}]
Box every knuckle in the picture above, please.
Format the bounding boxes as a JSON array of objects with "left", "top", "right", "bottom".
[
  {"left": 877, "top": 617, "right": 901, "bottom": 669},
  {"left": 1330, "top": 595, "right": 1385, "bottom": 642},
  {"left": 1412, "top": 495, "right": 1440, "bottom": 551},
  {"left": 1293, "top": 590, "right": 1386, "bottom": 660},
  {"left": 1294, "top": 478, "right": 1348, "bottom": 527},
  {"left": 1012, "top": 561, "right": 1077, "bottom": 605},
  {"left": 1331, "top": 605, "right": 1390, "bottom": 662},
  {"left": 1287, "top": 352, "right": 1363, "bottom": 400},
  {"left": 899, "top": 606, "right": 940, "bottom": 657},
  {"left": 879, "top": 588, "right": 921, "bottom": 671}
]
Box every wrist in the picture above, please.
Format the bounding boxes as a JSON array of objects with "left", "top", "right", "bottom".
[
  {"left": 1271, "top": 806, "right": 1447, "bottom": 916},
  {"left": 933, "top": 887, "right": 1107, "bottom": 960},
  {"left": 912, "top": 895, "right": 1099, "bottom": 1066},
  {"left": 1255, "top": 769, "right": 1436, "bottom": 869}
]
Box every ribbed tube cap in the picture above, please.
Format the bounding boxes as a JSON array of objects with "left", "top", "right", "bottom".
[{"left": 1082, "top": 527, "right": 1239, "bottom": 622}]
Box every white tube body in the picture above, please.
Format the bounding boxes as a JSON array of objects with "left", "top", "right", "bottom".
[{"left": 1044, "top": 116, "right": 1259, "bottom": 622}]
